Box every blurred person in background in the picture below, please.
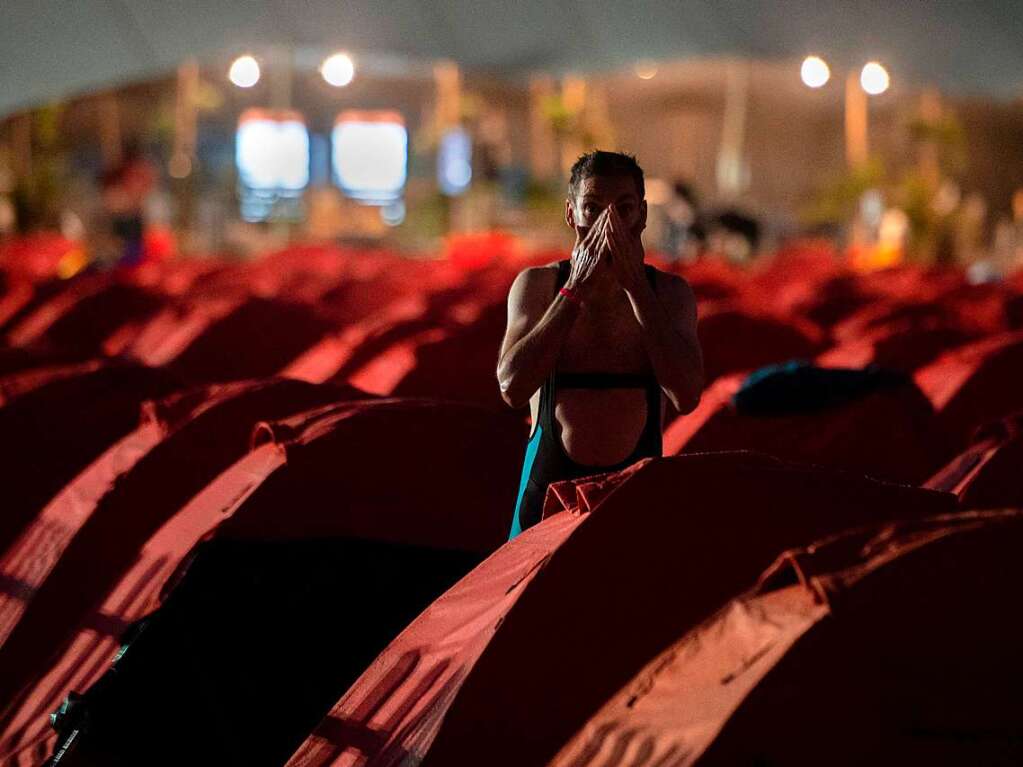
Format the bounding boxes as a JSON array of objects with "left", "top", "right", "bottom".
[
  {"left": 706, "top": 208, "right": 761, "bottom": 263},
  {"left": 661, "top": 179, "right": 705, "bottom": 262},
  {"left": 498, "top": 151, "right": 704, "bottom": 538},
  {"left": 98, "top": 140, "right": 156, "bottom": 268}
]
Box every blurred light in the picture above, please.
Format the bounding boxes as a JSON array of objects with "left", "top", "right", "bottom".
[
  {"left": 800, "top": 55, "right": 830, "bottom": 88},
  {"left": 57, "top": 248, "right": 89, "bottom": 279},
  {"left": 236, "top": 110, "right": 310, "bottom": 191},
  {"left": 967, "top": 260, "right": 998, "bottom": 285},
  {"left": 634, "top": 60, "right": 658, "bottom": 80},
  {"left": 932, "top": 180, "right": 961, "bottom": 216},
  {"left": 437, "top": 127, "right": 472, "bottom": 196},
  {"left": 644, "top": 178, "right": 671, "bottom": 206},
  {"left": 229, "top": 55, "right": 261, "bottom": 88},
  {"left": 380, "top": 200, "right": 406, "bottom": 226},
  {"left": 860, "top": 61, "right": 890, "bottom": 95},
  {"left": 860, "top": 189, "right": 885, "bottom": 227},
  {"left": 59, "top": 210, "right": 85, "bottom": 241},
  {"left": 168, "top": 153, "right": 192, "bottom": 179},
  {"left": 321, "top": 52, "right": 355, "bottom": 87},
  {"left": 1012, "top": 189, "right": 1023, "bottom": 221},
  {"left": 879, "top": 207, "right": 909, "bottom": 246},
  {"left": 0, "top": 197, "right": 14, "bottom": 233},
  {"left": 332, "top": 111, "right": 407, "bottom": 203}
]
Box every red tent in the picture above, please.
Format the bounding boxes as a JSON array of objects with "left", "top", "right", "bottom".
[
  {"left": 697, "top": 305, "right": 825, "bottom": 384},
  {"left": 0, "top": 234, "right": 80, "bottom": 282},
  {"left": 675, "top": 258, "right": 743, "bottom": 302},
  {"left": 0, "top": 379, "right": 361, "bottom": 742},
  {"left": 915, "top": 330, "right": 1023, "bottom": 449},
  {"left": 286, "top": 453, "right": 954, "bottom": 767},
  {"left": 0, "top": 360, "right": 105, "bottom": 406},
  {"left": 925, "top": 413, "right": 1023, "bottom": 509},
  {"left": 550, "top": 509, "right": 1023, "bottom": 766},
  {"left": 5, "top": 274, "right": 165, "bottom": 355},
  {"left": 664, "top": 372, "right": 950, "bottom": 485},
  {"left": 18, "top": 398, "right": 526, "bottom": 766},
  {"left": 0, "top": 363, "right": 180, "bottom": 552},
  {"left": 818, "top": 320, "right": 981, "bottom": 373}
]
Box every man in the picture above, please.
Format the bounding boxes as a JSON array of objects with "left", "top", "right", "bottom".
[
  {"left": 99, "top": 141, "right": 155, "bottom": 268},
  {"left": 498, "top": 151, "right": 704, "bottom": 538}
]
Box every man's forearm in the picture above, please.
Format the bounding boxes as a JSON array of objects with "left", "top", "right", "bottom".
[
  {"left": 497, "top": 294, "right": 581, "bottom": 407},
  {"left": 625, "top": 283, "right": 704, "bottom": 411}
]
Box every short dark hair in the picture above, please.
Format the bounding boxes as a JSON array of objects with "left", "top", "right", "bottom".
[{"left": 569, "top": 151, "right": 645, "bottom": 201}]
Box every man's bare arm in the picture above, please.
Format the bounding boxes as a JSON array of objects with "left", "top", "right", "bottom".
[
  {"left": 624, "top": 273, "right": 704, "bottom": 413},
  {"left": 496, "top": 267, "right": 580, "bottom": 408},
  {"left": 497, "top": 209, "right": 610, "bottom": 408}
]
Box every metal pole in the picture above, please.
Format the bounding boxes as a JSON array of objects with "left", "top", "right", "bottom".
[{"left": 845, "top": 71, "right": 868, "bottom": 168}]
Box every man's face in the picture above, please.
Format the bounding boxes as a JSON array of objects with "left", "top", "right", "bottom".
[{"left": 566, "top": 174, "right": 647, "bottom": 239}]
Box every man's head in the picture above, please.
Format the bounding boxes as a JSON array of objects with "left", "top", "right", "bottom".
[{"left": 566, "top": 151, "right": 647, "bottom": 237}]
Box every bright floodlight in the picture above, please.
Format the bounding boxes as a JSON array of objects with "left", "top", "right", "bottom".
[
  {"left": 229, "top": 55, "right": 260, "bottom": 88},
  {"left": 860, "top": 61, "right": 890, "bottom": 95},
  {"left": 800, "top": 55, "right": 830, "bottom": 88},
  {"left": 321, "top": 53, "right": 355, "bottom": 87}
]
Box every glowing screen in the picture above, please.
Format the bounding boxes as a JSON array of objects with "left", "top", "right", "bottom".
[
  {"left": 236, "top": 114, "right": 310, "bottom": 191},
  {"left": 332, "top": 114, "right": 407, "bottom": 203}
]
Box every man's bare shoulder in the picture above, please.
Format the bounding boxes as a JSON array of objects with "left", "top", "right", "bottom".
[
  {"left": 649, "top": 267, "right": 696, "bottom": 301},
  {"left": 510, "top": 262, "right": 560, "bottom": 294}
]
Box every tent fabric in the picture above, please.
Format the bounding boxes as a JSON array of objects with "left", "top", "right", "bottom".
[
  {"left": 772, "top": 273, "right": 881, "bottom": 328},
  {"left": 123, "top": 294, "right": 245, "bottom": 367},
  {"left": 0, "top": 345, "right": 95, "bottom": 379},
  {"left": 0, "top": 434, "right": 292, "bottom": 766},
  {"left": 282, "top": 295, "right": 435, "bottom": 384},
  {"left": 2, "top": 238, "right": 1023, "bottom": 763},
  {"left": 6, "top": 398, "right": 525, "bottom": 765},
  {"left": 0, "top": 359, "right": 104, "bottom": 406},
  {"left": 282, "top": 453, "right": 953, "bottom": 767},
  {"left": 915, "top": 330, "right": 1023, "bottom": 448},
  {"left": 924, "top": 413, "right": 1023, "bottom": 508},
  {"left": 5, "top": 277, "right": 165, "bottom": 354},
  {"left": 817, "top": 321, "right": 981, "bottom": 373},
  {"left": 664, "top": 371, "right": 950, "bottom": 484},
  {"left": 285, "top": 511, "right": 585, "bottom": 767},
  {"left": 417, "top": 454, "right": 954, "bottom": 767},
  {"left": 161, "top": 297, "right": 338, "bottom": 382},
  {"left": 829, "top": 299, "right": 967, "bottom": 341},
  {"left": 213, "top": 397, "right": 526, "bottom": 550},
  {"left": 0, "top": 379, "right": 358, "bottom": 720},
  {"left": 549, "top": 509, "right": 1023, "bottom": 766},
  {"left": 0, "top": 281, "right": 79, "bottom": 340},
  {"left": 696, "top": 306, "right": 825, "bottom": 384},
  {"left": 41, "top": 537, "right": 484, "bottom": 767},
  {"left": 0, "top": 234, "right": 79, "bottom": 281},
  {"left": 0, "top": 363, "right": 181, "bottom": 552}
]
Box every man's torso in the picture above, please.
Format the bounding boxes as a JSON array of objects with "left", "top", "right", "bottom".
[{"left": 529, "top": 262, "right": 668, "bottom": 466}]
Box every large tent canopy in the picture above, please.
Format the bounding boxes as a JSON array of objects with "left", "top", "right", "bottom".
[{"left": 3, "top": 0, "right": 1022, "bottom": 116}]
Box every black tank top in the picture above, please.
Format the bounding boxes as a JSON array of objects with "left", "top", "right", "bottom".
[{"left": 508, "top": 260, "right": 663, "bottom": 537}]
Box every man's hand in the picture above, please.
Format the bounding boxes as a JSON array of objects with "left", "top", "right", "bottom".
[
  {"left": 565, "top": 207, "right": 610, "bottom": 299},
  {"left": 605, "top": 204, "right": 646, "bottom": 293}
]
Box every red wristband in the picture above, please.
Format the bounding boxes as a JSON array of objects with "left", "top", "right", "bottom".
[{"left": 559, "top": 286, "right": 581, "bottom": 304}]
